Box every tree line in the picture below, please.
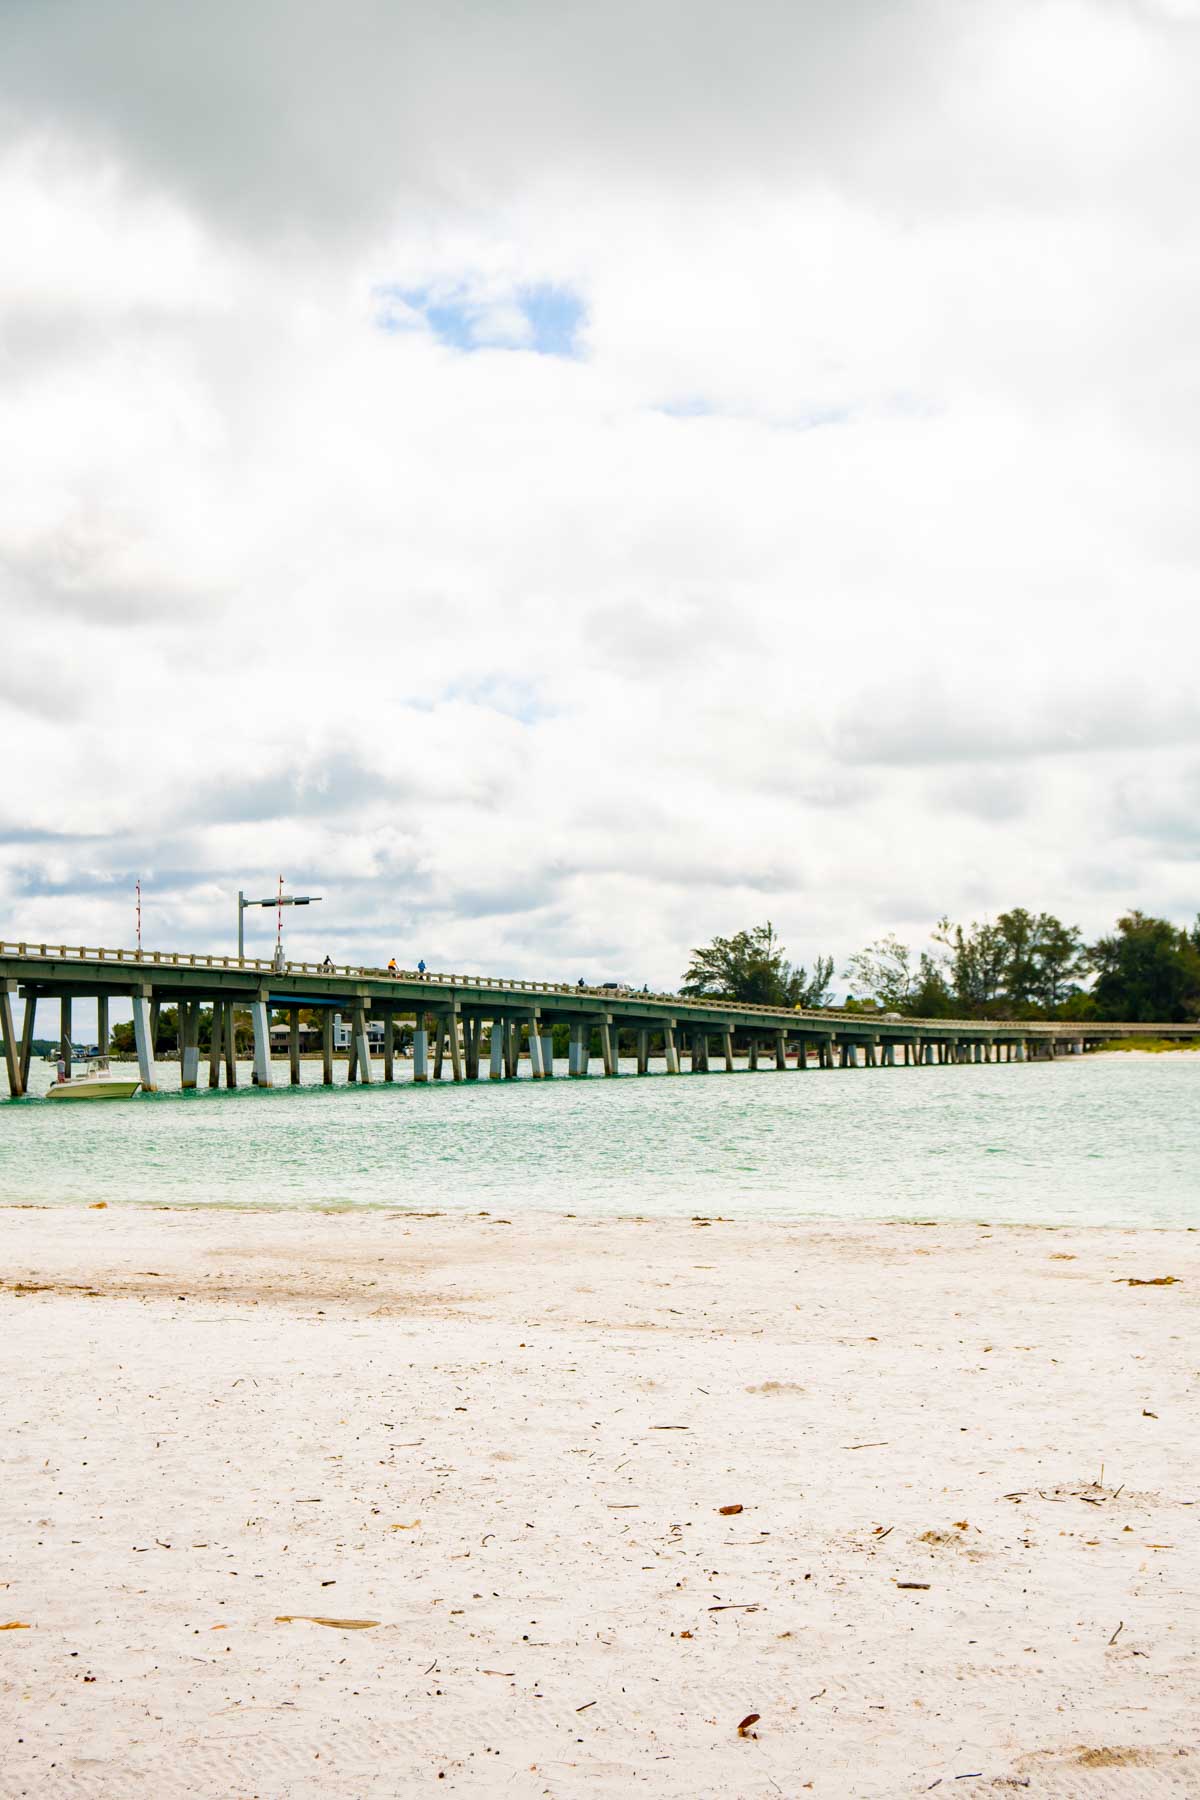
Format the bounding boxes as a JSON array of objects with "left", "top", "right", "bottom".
[{"left": 682, "top": 912, "right": 1200, "bottom": 1023}]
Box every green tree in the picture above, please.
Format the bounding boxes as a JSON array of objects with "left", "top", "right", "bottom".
[
  {"left": 908, "top": 951, "right": 957, "bottom": 1017},
  {"left": 932, "top": 915, "right": 1009, "bottom": 1012},
  {"left": 843, "top": 934, "right": 915, "bottom": 1011},
  {"left": 682, "top": 922, "right": 833, "bottom": 1008},
  {"left": 1028, "top": 914, "right": 1087, "bottom": 1015},
  {"left": 1088, "top": 912, "right": 1200, "bottom": 1022},
  {"left": 995, "top": 908, "right": 1087, "bottom": 1015}
]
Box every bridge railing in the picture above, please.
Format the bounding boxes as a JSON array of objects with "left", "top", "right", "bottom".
[{"left": 3, "top": 939, "right": 1198, "bottom": 1035}]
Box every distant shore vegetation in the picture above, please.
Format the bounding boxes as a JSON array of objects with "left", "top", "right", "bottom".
[{"left": 684, "top": 911, "right": 1200, "bottom": 1023}]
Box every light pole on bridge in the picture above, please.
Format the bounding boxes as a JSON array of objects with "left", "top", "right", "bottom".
[{"left": 237, "top": 885, "right": 322, "bottom": 961}]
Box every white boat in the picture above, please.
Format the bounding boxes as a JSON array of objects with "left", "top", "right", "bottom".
[{"left": 46, "top": 1057, "right": 141, "bottom": 1102}]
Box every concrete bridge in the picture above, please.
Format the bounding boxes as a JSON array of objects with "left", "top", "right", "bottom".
[{"left": 3, "top": 938, "right": 1198, "bottom": 1097}]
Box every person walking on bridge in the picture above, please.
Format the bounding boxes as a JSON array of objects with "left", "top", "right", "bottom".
[{"left": 387, "top": 957, "right": 398, "bottom": 976}]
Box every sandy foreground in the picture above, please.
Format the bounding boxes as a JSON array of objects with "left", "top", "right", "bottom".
[{"left": 1, "top": 1207, "right": 1198, "bottom": 1800}]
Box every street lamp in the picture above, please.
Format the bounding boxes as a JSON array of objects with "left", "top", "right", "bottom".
[{"left": 237, "top": 885, "right": 322, "bottom": 960}]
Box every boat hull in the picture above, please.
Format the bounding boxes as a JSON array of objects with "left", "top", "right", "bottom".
[{"left": 47, "top": 1080, "right": 141, "bottom": 1101}]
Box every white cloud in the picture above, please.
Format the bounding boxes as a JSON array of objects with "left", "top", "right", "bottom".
[{"left": 1, "top": 0, "right": 1198, "bottom": 988}]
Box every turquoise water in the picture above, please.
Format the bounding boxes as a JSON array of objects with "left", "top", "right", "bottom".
[{"left": 1, "top": 1054, "right": 1196, "bottom": 1226}]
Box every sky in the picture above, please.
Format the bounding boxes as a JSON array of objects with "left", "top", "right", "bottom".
[{"left": 2, "top": 0, "right": 1199, "bottom": 1006}]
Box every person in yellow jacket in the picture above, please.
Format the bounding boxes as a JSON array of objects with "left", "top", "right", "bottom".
[{"left": 387, "top": 957, "right": 398, "bottom": 976}]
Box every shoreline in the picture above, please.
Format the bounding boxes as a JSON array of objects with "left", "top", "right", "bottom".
[{"left": 2, "top": 1205, "right": 1197, "bottom": 1797}]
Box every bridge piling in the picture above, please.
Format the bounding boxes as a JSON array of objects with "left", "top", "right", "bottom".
[
  {"left": 223, "top": 1005, "right": 237, "bottom": 1086},
  {"left": 131, "top": 991, "right": 157, "bottom": 1092},
  {"left": 251, "top": 998, "right": 273, "bottom": 1087},
  {"left": 60, "top": 997, "right": 73, "bottom": 1078},
  {"left": 19, "top": 994, "right": 36, "bottom": 1092},
  {"left": 181, "top": 1002, "right": 200, "bottom": 1089},
  {"left": 208, "top": 1001, "right": 223, "bottom": 1086},
  {"left": 1, "top": 982, "right": 22, "bottom": 1098},
  {"left": 413, "top": 1023, "right": 428, "bottom": 1082},
  {"left": 322, "top": 1010, "right": 334, "bottom": 1084}
]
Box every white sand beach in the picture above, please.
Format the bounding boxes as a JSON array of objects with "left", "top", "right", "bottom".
[{"left": 2, "top": 1205, "right": 1197, "bottom": 1798}]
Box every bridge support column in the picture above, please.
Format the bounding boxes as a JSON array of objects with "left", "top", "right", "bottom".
[
  {"left": 19, "top": 993, "right": 36, "bottom": 1092},
  {"left": 490, "top": 1018, "right": 505, "bottom": 1079},
  {"left": 60, "top": 996, "right": 73, "bottom": 1077},
  {"left": 883, "top": 1041, "right": 895, "bottom": 1067},
  {"left": 637, "top": 1029, "right": 649, "bottom": 1075},
  {"left": 433, "top": 1020, "right": 445, "bottom": 1080},
  {"left": 775, "top": 1030, "right": 788, "bottom": 1070},
  {"left": 528, "top": 1022, "right": 545, "bottom": 1079},
  {"left": 208, "top": 1002, "right": 223, "bottom": 1086},
  {"left": 353, "top": 1003, "right": 372, "bottom": 1083},
  {"left": 663, "top": 1023, "right": 680, "bottom": 1074},
  {"left": 251, "top": 997, "right": 273, "bottom": 1087},
  {"left": 96, "top": 995, "right": 109, "bottom": 1057},
  {"left": 540, "top": 1031, "right": 555, "bottom": 1076},
  {"left": 569, "top": 1021, "right": 587, "bottom": 1077},
  {"left": 724, "top": 1029, "right": 735, "bottom": 1071},
  {"left": 864, "top": 1039, "right": 878, "bottom": 1067},
  {"left": 464, "top": 1018, "right": 480, "bottom": 1081},
  {"left": 449, "top": 1015, "right": 464, "bottom": 1082},
  {"left": 383, "top": 1013, "right": 395, "bottom": 1083},
  {"left": 2, "top": 982, "right": 23, "bottom": 1098},
  {"left": 601, "top": 1022, "right": 616, "bottom": 1076},
  {"left": 289, "top": 1008, "right": 302, "bottom": 1084},
  {"left": 505, "top": 1020, "right": 519, "bottom": 1080},
  {"left": 181, "top": 1002, "right": 200, "bottom": 1089},
  {"left": 132, "top": 991, "right": 157, "bottom": 1092},
  {"left": 748, "top": 1037, "right": 759, "bottom": 1071},
  {"left": 224, "top": 1005, "right": 237, "bottom": 1086},
  {"left": 322, "top": 1010, "right": 334, "bottom": 1084},
  {"left": 413, "top": 1024, "right": 429, "bottom": 1082}
]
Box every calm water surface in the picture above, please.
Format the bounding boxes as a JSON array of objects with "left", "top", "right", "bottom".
[{"left": 1, "top": 1055, "right": 1196, "bottom": 1226}]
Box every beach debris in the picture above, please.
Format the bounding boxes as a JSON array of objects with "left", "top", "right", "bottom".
[
  {"left": 895, "top": 1582, "right": 931, "bottom": 1590},
  {"left": 575, "top": 1700, "right": 597, "bottom": 1712},
  {"left": 1117, "top": 1276, "right": 1180, "bottom": 1286},
  {"left": 1143, "top": 1409, "right": 1158, "bottom": 1418},
  {"left": 872, "top": 1525, "right": 894, "bottom": 1540},
  {"left": 89, "top": 1202, "right": 107, "bottom": 1210},
  {"left": 844, "top": 1442, "right": 890, "bottom": 1450},
  {"left": 1, "top": 1621, "right": 31, "bottom": 1630},
  {"left": 1108, "top": 1621, "right": 1124, "bottom": 1645},
  {"left": 736, "top": 1713, "right": 761, "bottom": 1738},
  {"left": 679, "top": 1630, "right": 694, "bottom": 1638},
  {"left": 275, "top": 1615, "right": 380, "bottom": 1629},
  {"left": 952, "top": 1521, "right": 969, "bottom": 1531},
  {"left": 718, "top": 1504, "right": 744, "bottom": 1516},
  {"left": 389, "top": 1521, "right": 421, "bottom": 1530}
]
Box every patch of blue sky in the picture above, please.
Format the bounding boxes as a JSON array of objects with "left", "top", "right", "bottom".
[
  {"left": 654, "top": 396, "right": 852, "bottom": 429},
  {"left": 375, "top": 280, "right": 586, "bottom": 359}
]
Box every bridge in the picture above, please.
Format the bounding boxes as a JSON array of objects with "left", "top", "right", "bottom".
[{"left": 2, "top": 937, "right": 1198, "bottom": 1097}]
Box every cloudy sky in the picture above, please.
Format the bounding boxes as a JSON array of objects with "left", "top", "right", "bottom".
[{"left": 2, "top": 0, "right": 1199, "bottom": 999}]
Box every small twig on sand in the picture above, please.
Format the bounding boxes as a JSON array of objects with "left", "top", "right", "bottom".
[{"left": 1109, "top": 1620, "right": 1124, "bottom": 1646}]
